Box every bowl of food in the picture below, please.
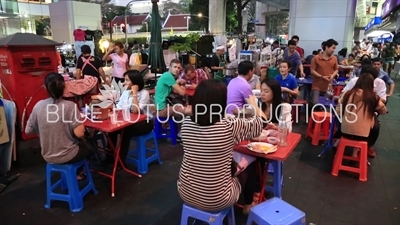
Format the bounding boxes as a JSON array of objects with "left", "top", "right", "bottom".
[
  {"left": 252, "top": 130, "right": 269, "bottom": 141},
  {"left": 267, "top": 137, "right": 279, "bottom": 145},
  {"left": 299, "top": 77, "right": 305, "bottom": 80}
]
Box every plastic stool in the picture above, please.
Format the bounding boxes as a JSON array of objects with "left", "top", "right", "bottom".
[
  {"left": 45, "top": 160, "right": 98, "bottom": 212},
  {"left": 333, "top": 86, "right": 344, "bottom": 96},
  {"left": 126, "top": 131, "right": 162, "bottom": 174},
  {"left": 306, "top": 112, "right": 332, "bottom": 145},
  {"left": 180, "top": 204, "right": 236, "bottom": 225},
  {"left": 266, "top": 160, "right": 284, "bottom": 198},
  {"left": 246, "top": 197, "right": 306, "bottom": 225},
  {"left": 292, "top": 99, "right": 307, "bottom": 124},
  {"left": 331, "top": 137, "right": 368, "bottom": 181},
  {"left": 154, "top": 117, "right": 178, "bottom": 145}
]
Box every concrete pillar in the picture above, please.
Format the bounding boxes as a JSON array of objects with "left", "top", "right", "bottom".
[
  {"left": 209, "top": 0, "right": 226, "bottom": 35},
  {"left": 255, "top": 1, "right": 268, "bottom": 39},
  {"left": 289, "top": 0, "right": 356, "bottom": 56}
]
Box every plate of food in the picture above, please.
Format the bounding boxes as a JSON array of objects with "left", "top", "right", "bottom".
[
  {"left": 252, "top": 130, "right": 269, "bottom": 141},
  {"left": 247, "top": 142, "right": 277, "bottom": 154}
]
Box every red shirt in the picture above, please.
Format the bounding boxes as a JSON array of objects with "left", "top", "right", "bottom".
[
  {"left": 73, "top": 29, "right": 86, "bottom": 41},
  {"left": 295, "top": 46, "right": 305, "bottom": 58}
]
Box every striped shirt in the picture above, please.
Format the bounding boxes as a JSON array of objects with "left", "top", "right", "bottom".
[{"left": 177, "top": 116, "right": 263, "bottom": 211}]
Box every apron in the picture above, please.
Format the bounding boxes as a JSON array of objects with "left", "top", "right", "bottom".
[{"left": 214, "top": 55, "right": 226, "bottom": 81}]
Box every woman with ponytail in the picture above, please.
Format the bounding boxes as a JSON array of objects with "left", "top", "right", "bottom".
[{"left": 26, "top": 73, "right": 91, "bottom": 176}]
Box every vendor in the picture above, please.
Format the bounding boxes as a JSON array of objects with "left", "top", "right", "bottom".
[
  {"left": 211, "top": 45, "right": 226, "bottom": 80},
  {"left": 76, "top": 45, "right": 107, "bottom": 84}
]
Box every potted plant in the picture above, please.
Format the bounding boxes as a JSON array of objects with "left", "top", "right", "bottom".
[{"left": 169, "top": 33, "right": 201, "bottom": 57}]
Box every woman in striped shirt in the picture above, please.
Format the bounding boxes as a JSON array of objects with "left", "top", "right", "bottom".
[{"left": 177, "top": 79, "right": 267, "bottom": 214}]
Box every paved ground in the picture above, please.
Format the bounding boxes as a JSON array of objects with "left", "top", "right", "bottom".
[{"left": 1, "top": 79, "right": 399, "bottom": 225}]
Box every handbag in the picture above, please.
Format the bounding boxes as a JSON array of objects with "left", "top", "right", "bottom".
[
  {"left": 166, "top": 92, "right": 184, "bottom": 106},
  {"left": 78, "top": 129, "right": 98, "bottom": 154}
]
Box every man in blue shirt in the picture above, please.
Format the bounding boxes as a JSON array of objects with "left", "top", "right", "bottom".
[{"left": 372, "top": 58, "right": 395, "bottom": 98}]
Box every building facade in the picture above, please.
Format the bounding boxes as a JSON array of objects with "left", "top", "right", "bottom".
[{"left": 0, "top": 0, "right": 51, "bottom": 38}]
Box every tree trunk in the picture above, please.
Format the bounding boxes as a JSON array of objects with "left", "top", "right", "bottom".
[{"left": 236, "top": 0, "right": 243, "bottom": 33}]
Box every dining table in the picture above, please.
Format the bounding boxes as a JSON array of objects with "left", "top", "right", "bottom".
[
  {"left": 84, "top": 112, "right": 147, "bottom": 197},
  {"left": 234, "top": 132, "right": 302, "bottom": 201}
]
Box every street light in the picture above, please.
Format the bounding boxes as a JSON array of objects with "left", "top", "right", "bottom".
[
  {"left": 184, "top": 16, "right": 191, "bottom": 32},
  {"left": 196, "top": 13, "right": 209, "bottom": 32},
  {"left": 124, "top": 0, "right": 140, "bottom": 46}
]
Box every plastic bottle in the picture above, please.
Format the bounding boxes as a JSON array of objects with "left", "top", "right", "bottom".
[
  {"left": 57, "top": 65, "right": 64, "bottom": 74},
  {"left": 278, "top": 115, "right": 288, "bottom": 147}
]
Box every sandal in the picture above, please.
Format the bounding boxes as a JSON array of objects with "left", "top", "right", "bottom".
[
  {"left": 253, "top": 192, "right": 261, "bottom": 204},
  {"left": 77, "top": 174, "right": 86, "bottom": 181}
]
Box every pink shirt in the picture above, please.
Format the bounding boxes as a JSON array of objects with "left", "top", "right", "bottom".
[{"left": 110, "top": 53, "right": 128, "bottom": 78}]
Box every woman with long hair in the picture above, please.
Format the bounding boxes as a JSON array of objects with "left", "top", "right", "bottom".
[
  {"left": 177, "top": 79, "right": 267, "bottom": 215},
  {"left": 104, "top": 70, "right": 154, "bottom": 166},
  {"left": 25, "top": 73, "right": 90, "bottom": 179},
  {"left": 260, "top": 78, "right": 292, "bottom": 131},
  {"left": 102, "top": 41, "right": 129, "bottom": 83},
  {"left": 337, "top": 73, "right": 387, "bottom": 158}
]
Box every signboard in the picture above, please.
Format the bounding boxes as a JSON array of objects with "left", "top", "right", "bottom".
[
  {"left": 365, "top": 16, "right": 382, "bottom": 31},
  {"left": 381, "top": 0, "right": 399, "bottom": 19}
]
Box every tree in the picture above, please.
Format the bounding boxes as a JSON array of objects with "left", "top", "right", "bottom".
[
  {"left": 160, "top": 0, "right": 190, "bottom": 18},
  {"left": 137, "top": 18, "right": 151, "bottom": 32},
  {"left": 188, "top": 0, "right": 208, "bottom": 31}
]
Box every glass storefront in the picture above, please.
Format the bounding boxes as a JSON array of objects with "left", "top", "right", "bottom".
[{"left": 0, "top": 0, "right": 20, "bottom": 37}]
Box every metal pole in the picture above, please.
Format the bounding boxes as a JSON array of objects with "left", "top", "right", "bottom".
[
  {"left": 124, "top": 0, "right": 138, "bottom": 47},
  {"left": 124, "top": 8, "right": 128, "bottom": 46}
]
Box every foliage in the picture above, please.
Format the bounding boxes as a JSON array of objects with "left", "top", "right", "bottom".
[
  {"left": 188, "top": 0, "right": 208, "bottom": 31},
  {"left": 78, "top": 0, "right": 129, "bottom": 21},
  {"left": 168, "top": 32, "right": 200, "bottom": 53},
  {"left": 266, "top": 12, "right": 289, "bottom": 36},
  {"left": 137, "top": 18, "right": 151, "bottom": 32},
  {"left": 160, "top": 0, "right": 190, "bottom": 18},
  {"left": 189, "top": 0, "right": 251, "bottom": 34}
]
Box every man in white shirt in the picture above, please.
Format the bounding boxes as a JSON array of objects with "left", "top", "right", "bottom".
[{"left": 342, "top": 66, "right": 387, "bottom": 103}]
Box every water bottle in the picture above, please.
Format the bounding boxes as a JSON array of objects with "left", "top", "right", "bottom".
[
  {"left": 57, "top": 65, "right": 64, "bottom": 74},
  {"left": 278, "top": 116, "right": 288, "bottom": 146}
]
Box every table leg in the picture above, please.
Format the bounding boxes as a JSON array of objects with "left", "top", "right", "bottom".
[
  {"left": 98, "top": 130, "right": 142, "bottom": 197},
  {"left": 319, "top": 116, "right": 337, "bottom": 157},
  {"left": 258, "top": 160, "right": 270, "bottom": 203}
]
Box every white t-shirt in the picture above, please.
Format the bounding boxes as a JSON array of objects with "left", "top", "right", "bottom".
[
  {"left": 117, "top": 89, "right": 152, "bottom": 119},
  {"left": 342, "top": 77, "right": 387, "bottom": 101},
  {"left": 110, "top": 53, "right": 128, "bottom": 78}
]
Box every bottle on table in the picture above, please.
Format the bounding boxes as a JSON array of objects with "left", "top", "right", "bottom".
[{"left": 278, "top": 115, "right": 288, "bottom": 146}]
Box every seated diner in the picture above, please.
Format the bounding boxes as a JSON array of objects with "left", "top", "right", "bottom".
[
  {"left": 178, "top": 64, "right": 209, "bottom": 89},
  {"left": 25, "top": 72, "right": 89, "bottom": 180},
  {"left": 226, "top": 60, "right": 255, "bottom": 114},
  {"left": 336, "top": 72, "right": 387, "bottom": 158},
  {"left": 177, "top": 79, "right": 268, "bottom": 216}
]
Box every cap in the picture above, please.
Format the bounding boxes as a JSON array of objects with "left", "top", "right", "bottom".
[{"left": 216, "top": 45, "right": 225, "bottom": 50}]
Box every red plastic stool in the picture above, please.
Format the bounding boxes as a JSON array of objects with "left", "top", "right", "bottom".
[
  {"left": 292, "top": 99, "right": 307, "bottom": 124},
  {"left": 333, "top": 86, "right": 344, "bottom": 96},
  {"left": 331, "top": 137, "right": 368, "bottom": 181},
  {"left": 306, "top": 112, "right": 332, "bottom": 145}
]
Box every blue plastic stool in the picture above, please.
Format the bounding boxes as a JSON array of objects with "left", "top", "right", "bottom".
[
  {"left": 180, "top": 204, "right": 236, "bottom": 225},
  {"left": 126, "top": 131, "right": 162, "bottom": 174},
  {"left": 246, "top": 197, "right": 306, "bottom": 225},
  {"left": 45, "top": 159, "right": 98, "bottom": 212},
  {"left": 154, "top": 117, "right": 178, "bottom": 145},
  {"left": 266, "top": 160, "right": 284, "bottom": 198}
]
